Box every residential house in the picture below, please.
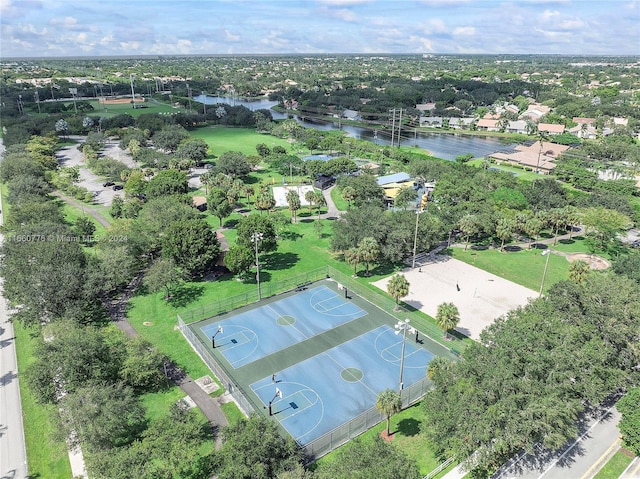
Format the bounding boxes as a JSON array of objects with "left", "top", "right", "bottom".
[
  {"left": 538, "top": 123, "right": 565, "bottom": 135},
  {"left": 415, "top": 103, "right": 436, "bottom": 112},
  {"left": 342, "top": 109, "right": 360, "bottom": 121},
  {"left": 506, "top": 120, "right": 528, "bottom": 134},
  {"left": 477, "top": 119, "right": 500, "bottom": 131},
  {"left": 420, "top": 116, "right": 443, "bottom": 127},
  {"left": 569, "top": 124, "right": 597, "bottom": 139},
  {"left": 489, "top": 141, "right": 570, "bottom": 174},
  {"left": 448, "top": 117, "right": 475, "bottom": 130}
]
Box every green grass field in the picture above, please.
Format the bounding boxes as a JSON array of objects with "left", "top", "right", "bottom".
[
  {"left": 450, "top": 245, "right": 569, "bottom": 293},
  {"left": 70, "top": 98, "right": 181, "bottom": 118},
  {"left": 190, "top": 126, "right": 301, "bottom": 158},
  {"left": 313, "top": 402, "right": 453, "bottom": 477}
]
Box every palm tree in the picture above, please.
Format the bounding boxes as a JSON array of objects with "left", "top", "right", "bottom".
[
  {"left": 495, "top": 218, "right": 515, "bottom": 252},
  {"left": 458, "top": 214, "right": 479, "bottom": 251},
  {"left": 286, "top": 189, "right": 301, "bottom": 224},
  {"left": 376, "top": 389, "right": 402, "bottom": 438},
  {"left": 387, "top": 274, "right": 410, "bottom": 311},
  {"left": 357, "top": 237, "right": 380, "bottom": 276},
  {"left": 314, "top": 192, "right": 326, "bottom": 220},
  {"left": 304, "top": 190, "right": 316, "bottom": 214},
  {"left": 426, "top": 356, "right": 451, "bottom": 381},
  {"left": 341, "top": 186, "right": 356, "bottom": 209},
  {"left": 568, "top": 260, "right": 591, "bottom": 283},
  {"left": 524, "top": 215, "right": 544, "bottom": 249},
  {"left": 435, "top": 302, "right": 460, "bottom": 340},
  {"left": 344, "top": 247, "right": 361, "bottom": 277},
  {"left": 255, "top": 193, "right": 275, "bottom": 215}
]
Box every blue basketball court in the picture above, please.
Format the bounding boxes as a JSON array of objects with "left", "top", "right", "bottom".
[
  {"left": 200, "top": 285, "right": 366, "bottom": 368},
  {"left": 250, "top": 324, "right": 434, "bottom": 445}
]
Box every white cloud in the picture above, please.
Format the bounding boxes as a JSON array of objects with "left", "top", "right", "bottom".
[
  {"left": 49, "top": 16, "right": 77, "bottom": 27},
  {"left": 224, "top": 30, "right": 241, "bottom": 42},
  {"left": 319, "top": 6, "right": 358, "bottom": 21},
  {"left": 453, "top": 26, "right": 475, "bottom": 36},
  {"left": 541, "top": 9, "right": 560, "bottom": 20}
]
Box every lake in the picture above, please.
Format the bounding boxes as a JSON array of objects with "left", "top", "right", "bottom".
[{"left": 193, "top": 95, "right": 514, "bottom": 161}]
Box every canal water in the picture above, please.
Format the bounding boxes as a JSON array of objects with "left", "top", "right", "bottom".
[{"left": 193, "top": 95, "right": 513, "bottom": 161}]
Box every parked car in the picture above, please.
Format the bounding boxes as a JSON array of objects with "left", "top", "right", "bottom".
[
  {"left": 112, "top": 184, "right": 123, "bottom": 191},
  {"left": 103, "top": 181, "right": 115, "bottom": 187}
]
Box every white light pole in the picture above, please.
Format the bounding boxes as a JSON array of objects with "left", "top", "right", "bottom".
[
  {"left": 394, "top": 318, "right": 412, "bottom": 392},
  {"left": 539, "top": 249, "right": 551, "bottom": 297},
  {"left": 129, "top": 74, "right": 136, "bottom": 109},
  {"left": 252, "top": 232, "right": 264, "bottom": 300}
]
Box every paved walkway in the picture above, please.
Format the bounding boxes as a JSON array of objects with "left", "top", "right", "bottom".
[
  {"left": 320, "top": 185, "right": 342, "bottom": 219},
  {"left": 53, "top": 191, "right": 111, "bottom": 228},
  {"left": 52, "top": 193, "right": 231, "bottom": 447},
  {"left": 106, "top": 270, "right": 230, "bottom": 447}
]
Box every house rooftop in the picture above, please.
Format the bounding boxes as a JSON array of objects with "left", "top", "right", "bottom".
[{"left": 376, "top": 172, "right": 411, "bottom": 186}]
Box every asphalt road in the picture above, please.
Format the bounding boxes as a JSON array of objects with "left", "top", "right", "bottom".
[{"left": 0, "top": 138, "right": 29, "bottom": 479}]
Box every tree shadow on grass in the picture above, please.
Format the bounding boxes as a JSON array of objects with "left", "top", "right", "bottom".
[
  {"left": 265, "top": 252, "right": 299, "bottom": 271},
  {"left": 559, "top": 238, "right": 575, "bottom": 245},
  {"left": 395, "top": 418, "right": 420, "bottom": 437},
  {"left": 278, "top": 230, "right": 303, "bottom": 241},
  {"left": 167, "top": 283, "right": 205, "bottom": 308}
]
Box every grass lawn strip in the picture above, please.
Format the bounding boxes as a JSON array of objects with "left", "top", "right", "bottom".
[
  {"left": 13, "top": 321, "right": 73, "bottom": 479},
  {"left": 593, "top": 450, "right": 633, "bottom": 479}
]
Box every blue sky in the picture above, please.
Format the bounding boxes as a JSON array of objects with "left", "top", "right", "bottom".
[{"left": 1, "top": 0, "right": 639, "bottom": 58}]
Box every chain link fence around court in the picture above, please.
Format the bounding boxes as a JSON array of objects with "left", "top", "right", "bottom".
[
  {"left": 303, "top": 376, "right": 432, "bottom": 460},
  {"left": 326, "top": 266, "right": 462, "bottom": 356},
  {"left": 179, "top": 266, "right": 330, "bottom": 324},
  {"left": 177, "top": 265, "right": 457, "bottom": 459},
  {"left": 177, "top": 314, "right": 256, "bottom": 416}
]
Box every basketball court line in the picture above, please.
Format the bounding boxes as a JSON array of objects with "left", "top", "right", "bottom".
[
  {"left": 253, "top": 380, "right": 325, "bottom": 442},
  {"left": 265, "top": 304, "right": 308, "bottom": 339},
  {"left": 322, "top": 350, "right": 379, "bottom": 399}
]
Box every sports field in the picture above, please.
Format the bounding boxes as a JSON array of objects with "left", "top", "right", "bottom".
[
  {"left": 374, "top": 255, "right": 537, "bottom": 340},
  {"left": 188, "top": 279, "right": 456, "bottom": 447}
]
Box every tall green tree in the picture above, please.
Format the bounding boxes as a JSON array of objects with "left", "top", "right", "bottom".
[
  {"left": 357, "top": 236, "right": 380, "bottom": 276},
  {"left": 387, "top": 274, "right": 410, "bottom": 310},
  {"left": 376, "top": 389, "right": 402, "bottom": 437},
  {"left": 208, "top": 187, "right": 234, "bottom": 227},
  {"left": 345, "top": 247, "right": 361, "bottom": 277},
  {"left": 162, "top": 219, "right": 220, "bottom": 278},
  {"left": 435, "top": 302, "right": 460, "bottom": 339},
  {"left": 567, "top": 260, "right": 591, "bottom": 283},
  {"left": 313, "top": 436, "right": 421, "bottom": 479},
  {"left": 286, "top": 189, "right": 301, "bottom": 224},
  {"left": 618, "top": 387, "right": 640, "bottom": 455},
  {"left": 224, "top": 244, "right": 255, "bottom": 279},
  {"left": 215, "top": 415, "right": 304, "bottom": 479},
  {"left": 57, "top": 382, "right": 146, "bottom": 452}
]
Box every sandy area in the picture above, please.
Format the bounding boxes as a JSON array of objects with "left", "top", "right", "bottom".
[
  {"left": 373, "top": 255, "right": 537, "bottom": 341},
  {"left": 272, "top": 185, "right": 315, "bottom": 207}
]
